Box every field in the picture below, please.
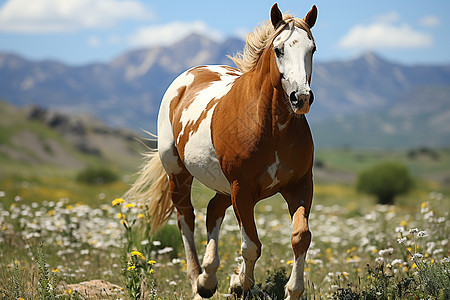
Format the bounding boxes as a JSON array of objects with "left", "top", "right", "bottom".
[{"left": 1, "top": 148, "right": 449, "bottom": 299}]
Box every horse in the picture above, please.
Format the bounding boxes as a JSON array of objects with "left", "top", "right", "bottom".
[{"left": 125, "top": 3, "right": 318, "bottom": 299}]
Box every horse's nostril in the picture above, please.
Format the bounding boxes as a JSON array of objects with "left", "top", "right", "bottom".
[
  {"left": 309, "top": 90, "right": 314, "bottom": 105},
  {"left": 290, "top": 91, "right": 297, "bottom": 104}
]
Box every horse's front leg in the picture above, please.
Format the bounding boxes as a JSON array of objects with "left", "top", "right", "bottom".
[
  {"left": 281, "top": 172, "right": 313, "bottom": 300},
  {"left": 229, "top": 180, "right": 261, "bottom": 298}
]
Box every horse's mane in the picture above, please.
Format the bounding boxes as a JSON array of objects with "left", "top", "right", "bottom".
[{"left": 229, "top": 14, "right": 313, "bottom": 73}]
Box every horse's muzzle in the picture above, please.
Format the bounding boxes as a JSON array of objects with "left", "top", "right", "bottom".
[{"left": 289, "top": 91, "right": 313, "bottom": 114}]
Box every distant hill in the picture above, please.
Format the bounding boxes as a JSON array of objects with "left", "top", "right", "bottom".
[
  {"left": 1, "top": 34, "right": 450, "bottom": 148},
  {"left": 0, "top": 100, "right": 145, "bottom": 174}
]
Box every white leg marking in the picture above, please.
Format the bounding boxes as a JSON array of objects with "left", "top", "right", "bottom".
[
  {"left": 238, "top": 228, "right": 259, "bottom": 292},
  {"left": 202, "top": 217, "right": 223, "bottom": 272},
  {"left": 285, "top": 253, "right": 306, "bottom": 300},
  {"left": 197, "top": 217, "right": 223, "bottom": 296}
]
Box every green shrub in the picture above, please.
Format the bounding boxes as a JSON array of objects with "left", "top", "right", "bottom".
[
  {"left": 76, "top": 167, "right": 118, "bottom": 185},
  {"left": 356, "top": 162, "right": 413, "bottom": 205}
]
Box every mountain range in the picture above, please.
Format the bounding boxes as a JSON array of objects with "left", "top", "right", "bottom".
[{"left": 1, "top": 33, "right": 450, "bottom": 148}]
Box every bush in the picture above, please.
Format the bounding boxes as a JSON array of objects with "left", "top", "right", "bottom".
[
  {"left": 76, "top": 167, "right": 118, "bottom": 185},
  {"left": 356, "top": 162, "right": 413, "bottom": 205}
]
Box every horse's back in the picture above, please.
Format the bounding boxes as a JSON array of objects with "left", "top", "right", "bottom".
[{"left": 157, "top": 65, "right": 242, "bottom": 194}]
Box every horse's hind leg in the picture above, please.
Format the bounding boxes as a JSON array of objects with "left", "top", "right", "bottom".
[
  {"left": 169, "top": 172, "right": 202, "bottom": 297},
  {"left": 197, "top": 193, "right": 232, "bottom": 298}
]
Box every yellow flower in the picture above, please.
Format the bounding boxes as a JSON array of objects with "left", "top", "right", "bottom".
[
  {"left": 127, "top": 265, "right": 136, "bottom": 271},
  {"left": 138, "top": 214, "right": 145, "bottom": 219},
  {"left": 148, "top": 260, "right": 156, "bottom": 265},
  {"left": 116, "top": 213, "right": 125, "bottom": 219},
  {"left": 149, "top": 269, "right": 154, "bottom": 274},
  {"left": 400, "top": 220, "right": 408, "bottom": 227},
  {"left": 48, "top": 210, "right": 55, "bottom": 216},
  {"left": 124, "top": 203, "right": 136, "bottom": 209},
  {"left": 66, "top": 204, "right": 73, "bottom": 210},
  {"left": 112, "top": 198, "right": 124, "bottom": 206},
  {"left": 371, "top": 249, "right": 378, "bottom": 254},
  {"left": 131, "top": 250, "right": 146, "bottom": 260},
  {"left": 52, "top": 268, "right": 61, "bottom": 273},
  {"left": 286, "top": 260, "right": 294, "bottom": 265},
  {"left": 421, "top": 202, "right": 427, "bottom": 209}
]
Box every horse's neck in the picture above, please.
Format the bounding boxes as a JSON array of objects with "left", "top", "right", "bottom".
[{"left": 248, "top": 48, "right": 295, "bottom": 138}]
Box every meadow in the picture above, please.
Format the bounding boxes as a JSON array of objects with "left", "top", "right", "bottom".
[{"left": 0, "top": 148, "right": 449, "bottom": 299}]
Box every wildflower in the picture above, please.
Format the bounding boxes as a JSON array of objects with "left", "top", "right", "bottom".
[
  {"left": 148, "top": 260, "right": 156, "bottom": 265},
  {"left": 409, "top": 228, "right": 419, "bottom": 235},
  {"left": 116, "top": 213, "right": 125, "bottom": 219},
  {"left": 286, "top": 260, "right": 294, "bottom": 265},
  {"left": 378, "top": 248, "right": 394, "bottom": 256},
  {"left": 397, "top": 237, "right": 407, "bottom": 244},
  {"left": 375, "top": 257, "right": 384, "bottom": 264},
  {"left": 131, "top": 250, "right": 146, "bottom": 260},
  {"left": 112, "top": 198, "right": 124, "bottom": 206},
  {"left": 127, "top": 265, "right": 136, "bottom": 271},
  {"left": 413, "top": 253, "right": 423, "bottom": 260},
  {"left": 138, "top": 214, "right": 145, "bottom": 218},
  {"left": 52, "top": 268, "right": 61, "bottom": 273},
  {"left": 124, "top": 203, "right": 136, "bottom": 209},
  {"left": 400, "top": 220, "right": 408, "bottom": 227},
  {"left": 395, "top": 226, "right": 404, "bottom": 233},
  {"left": 149, "top": 269, "right": 154, "bottom": 274},
  {"left": 417, "top": 231, "right": 428, "bottom": 237}
]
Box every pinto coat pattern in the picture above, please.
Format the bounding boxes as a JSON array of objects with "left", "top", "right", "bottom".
[{"left": 125, "top": 3, "right": 318, "bottom": 299}]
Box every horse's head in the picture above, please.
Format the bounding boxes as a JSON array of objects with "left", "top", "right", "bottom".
[{"left": 270, "top": 4, "right": 317, "bottom": 115}]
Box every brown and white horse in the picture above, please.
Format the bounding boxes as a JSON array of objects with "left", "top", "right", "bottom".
[{"left": 126, "top": 3, "right": 318, "bottom": 299}]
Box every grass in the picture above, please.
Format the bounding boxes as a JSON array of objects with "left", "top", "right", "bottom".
[{"left": 0, "top": 148, "right": 449, "bottom": 299}]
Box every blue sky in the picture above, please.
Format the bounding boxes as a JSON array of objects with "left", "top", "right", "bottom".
[{"left": 0, "top": 0, "right": 448, "bottom": 66}]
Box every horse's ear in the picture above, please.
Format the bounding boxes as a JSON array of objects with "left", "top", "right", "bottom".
[
  {"left": 271, "top": 3, "right": 285, "bottom": 29},
  {"left": 303, "top": 5, "right": 318, "bottom": 29}
]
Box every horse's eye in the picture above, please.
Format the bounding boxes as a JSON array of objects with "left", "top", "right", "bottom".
[{"left": 274, "top": 47, "right": 283, "bottom": 58}]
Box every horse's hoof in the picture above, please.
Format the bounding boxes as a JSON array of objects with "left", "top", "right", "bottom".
[
  {"left": 197, "top": 285, "right": 217, "bottom": 298},
  {"left": 229, "top": 274, "right": 244, "bottom": 298}
]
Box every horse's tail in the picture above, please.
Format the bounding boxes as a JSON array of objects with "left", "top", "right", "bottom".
[{"left": 124, "top": 150, "right": 173, "bottom": 235}]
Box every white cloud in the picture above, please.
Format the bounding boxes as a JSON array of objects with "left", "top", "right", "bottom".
[
  {"left": 338, "top": 17, "right": 433, "bottom": 50},
  {"left": 374, "top": 11, "right": 400, "bottom": 23},
  {"left": 0, "top": 0, "right": 153, "bottom": 33},
  {"left": 88, "top": 36, "right": 102, "bottom": 48},
  {"left": 128, "top": 21, "right": 224, "bottom": 48},
  {"left": 420, "top": 15, "right": 440, "bottom": 28}
]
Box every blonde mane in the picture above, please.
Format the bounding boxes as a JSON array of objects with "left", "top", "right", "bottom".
[{"left": 229, "top": 14, "right": 313, "bottom": 73}]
